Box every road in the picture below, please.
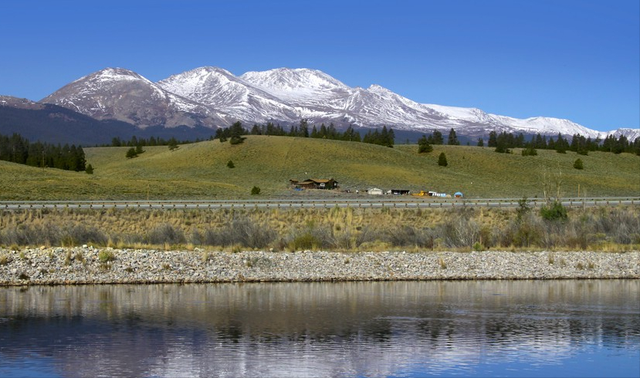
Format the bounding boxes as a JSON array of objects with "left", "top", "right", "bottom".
[{"left": 1, "top": 197, "right": 638, "bottom": 210}]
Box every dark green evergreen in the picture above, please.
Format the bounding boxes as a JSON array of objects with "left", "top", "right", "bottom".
[
  {"left": 0, "top": 132, "right": 85, "bottom": 172},
  {"left": 447, "top": 128, "right": 460, "bottom": 145},
  {"left": 438, "top": 152, "right": 448, "bottom": 167},
  {"left": 126, "top": 147, "right": 138, "bottom": 158},
  {"left": 418, "top": 135, "right": 433, "bottom": 153}
]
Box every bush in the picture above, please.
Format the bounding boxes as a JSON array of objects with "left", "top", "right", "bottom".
[
  {"left": 147, "top": 223, "right": 186, "bottom": 245},
  {"left": 287, "top": 224, "right": 334, "bottom": 251},
  {"left": 251, "top": 186, "right": 261, "bottom": 195},
  {"left": 289, "top": 232, "right": 322, "bottom": 250},
  {"left": 573, "top": 158, "right": 584, "bottom": 170},
  {"left": 540, "top": 201, "right": 568, "bottom": 222},
  {"left": 199, "top": 216, "right": 276, "bottom": 249},
  {"left": 98, "top": 250, "right": 116, "bottom": 263},
  {"left": 227, "top": 160, "right": 235, "bottom": 168},
  {"left": 229, "top": 136, "right": 246, "bottom": 145}
]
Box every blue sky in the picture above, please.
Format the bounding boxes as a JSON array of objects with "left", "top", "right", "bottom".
[{"left": 1, "top": 0, "right": 638, "bottom": 132}]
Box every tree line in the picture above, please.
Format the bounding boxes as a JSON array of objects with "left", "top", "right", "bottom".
[
  {"left": 215, "top": 120, "right": 396, "bottom": 147},
  {"left": 108, "top": 135, "right": 194, "bottom": 148},
  {"left": 417, "top": 128, "right": 640, "bottom": 156},
  {"left": 0, "top": 132, "right": 86, "bottom": 172}
]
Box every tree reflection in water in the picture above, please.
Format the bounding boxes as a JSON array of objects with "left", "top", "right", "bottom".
[{"left": 0, "top": 280, "right": 639, "bottom": 378}]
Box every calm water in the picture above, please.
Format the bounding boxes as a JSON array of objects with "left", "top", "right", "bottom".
[{"left": 1, "top": 280, "right": 638, "bottom": 378}]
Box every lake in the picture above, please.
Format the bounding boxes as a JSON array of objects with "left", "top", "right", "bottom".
[{"left": 1, "top": 280, "right": 638, "bottom": 377}]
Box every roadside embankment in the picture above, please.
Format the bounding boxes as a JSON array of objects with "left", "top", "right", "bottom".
[{"left": 1, "top": 247, "right": 638, "bottom": 286}]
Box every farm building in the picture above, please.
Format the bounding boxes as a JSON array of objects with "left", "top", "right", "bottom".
[
  {"left": 289, "top": 178, "right": 338, "bottom": 190},
  {"left": 390, "top": 189, "right": 411, "bottom": 195},
  {"left": 368, "top": 188, "right": 383, "bottom": 195}
]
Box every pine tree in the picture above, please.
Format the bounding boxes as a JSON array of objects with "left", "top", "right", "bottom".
[
  {"left": 488, "top": 131, "right": 498, "bottom": 147},
  {"left": 126, "top": 147, "right": 137, "bottom": 158},
  {"left": 168, "top": 137, "right": 179, "bottom": 150},
  {"left": 418, "top": 135, "right": 433, "bottom": 153},
  {"left": 448, "top": 128, "right": 460, "bottom": 145},
  {"left": 555, "top": 133, "right": 568, "bottom": 153},
  {"left": 573, "top": 158, "right": 584, "bottom": 170},
  {"left": 438, "top": 152, "right": 448, "bottom": 167},
  {"left": 428, "top": 130, "right": 444, "bottom": 145},
  {"left": 85, "top": 164, "right": 94, "bottom": 174}
]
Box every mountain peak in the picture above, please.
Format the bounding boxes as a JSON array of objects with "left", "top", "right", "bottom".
[
  {"left": 40, "top": 67, "right": 224, "bottom": 128},
  {"left": 241, "top": 67, "right": 349, "bottom": 92},
  {"left": 78, "top": 67, "right": 147, "bottom": 84},
  {"left": 179, "top": 66, "right": 235, "bottom": 78}
]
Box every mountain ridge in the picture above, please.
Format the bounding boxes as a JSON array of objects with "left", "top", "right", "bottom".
[{"left": 3, "top": 66, "right": 638, "bottom": 142}]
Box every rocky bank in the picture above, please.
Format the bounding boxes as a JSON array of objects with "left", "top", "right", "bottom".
[{"left": 1, "top": 247, "right": 638, "bottom": 286}]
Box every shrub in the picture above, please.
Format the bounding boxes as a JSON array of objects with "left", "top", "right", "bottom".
[
  {"left": 199, "top": 216, "right": 275, "bottom": 249},
  {"left": 290, "top": 232, "right": 322, "bottom": 250},
  {"left": 229, "top": 136, "right": 246, "bottom": 145},
  {"left": 98, "top": 250, "right": 116, "bottom": 263},
  {"left": 287, "top": 224, "right": 334, "bottom": 251},
  {"left": 227, "top": 160, "right": 235, "bottom": 168},
  {"left": 0, "top": 254, "right": 10, "bottom": 265},
  {"left": 125, "top": 147, "right": 138, "bottom": 159},
  {"left": 516, "top": 197, "right": 532, "bottom": 221},
  {"left": 573, "top": 158, "right": 584, "bottom": 170},
  {"left": 251, "top": 186, "right": 261, "bottom": 195},
  {"left": 147, "top": 223, "right": 186, "bottom": 245},
  {"left": 540, "top": 201, "right": 568, "bottom": 222}
]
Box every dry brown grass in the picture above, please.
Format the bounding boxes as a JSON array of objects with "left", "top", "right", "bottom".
[{"left": 1, "top": 205, "right": 639, "bottom": 252}]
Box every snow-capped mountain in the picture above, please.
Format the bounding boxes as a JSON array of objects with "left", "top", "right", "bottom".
[
  {"left": 36, "top": 66, "right": 638, "bottom": 140},
  {"left": 158, "top": 66, "right": 299, "bottom": 123},
  {"left": 41, "top": 68, "right": 226, "bottom": 128},
  {"left": 240, "top": 68, "right": 352, "bottom": 104}
]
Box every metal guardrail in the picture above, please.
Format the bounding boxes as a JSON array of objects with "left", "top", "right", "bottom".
[{"left": 0, "top": 197, "right": 638, "bottom": 210}]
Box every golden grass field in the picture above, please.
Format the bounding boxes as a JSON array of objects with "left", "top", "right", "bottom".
[
  {"left": 1, "top": 205, "right": 638, "bottom": 252},
  {"left": 1, "top": 135, "right": 639, "bottom": 200}
]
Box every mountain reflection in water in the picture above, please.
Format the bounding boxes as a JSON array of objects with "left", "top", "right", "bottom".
[{"left": 1, "top": 280, "right": 639, "bottom": 378}]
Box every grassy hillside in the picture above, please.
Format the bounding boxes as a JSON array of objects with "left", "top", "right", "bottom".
[{"left": 1, "top": 135, "right": 639, "bottom": 200}]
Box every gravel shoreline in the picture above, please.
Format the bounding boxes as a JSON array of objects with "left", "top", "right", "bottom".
[{"left": 1, "top": 247, "right": 638, "bottom": 286}]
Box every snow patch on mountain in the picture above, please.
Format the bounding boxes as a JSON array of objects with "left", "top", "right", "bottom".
[{"left": 240, "top": 68, "right": 351, "bottom": 102}]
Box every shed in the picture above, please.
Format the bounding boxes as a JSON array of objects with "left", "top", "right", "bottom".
[
  {"left": 454, "top": 192, "right": 464, "bottom": 198},
  {"left": 368, "top": 188, "right": 383, "bottom": 195}
]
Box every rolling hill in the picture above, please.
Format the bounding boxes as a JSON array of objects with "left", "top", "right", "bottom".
[{"left": 0, "top": 136, "right": 638, "bottom": 200}]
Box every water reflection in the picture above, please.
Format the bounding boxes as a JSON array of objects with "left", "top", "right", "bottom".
[{"left": 1, "top": 280, "right": 639, "bottom": 377}]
